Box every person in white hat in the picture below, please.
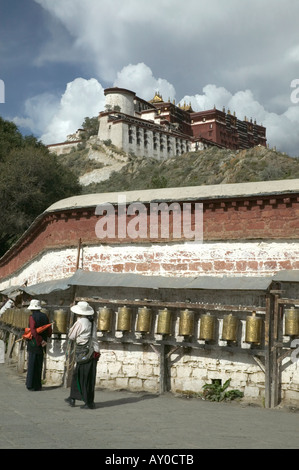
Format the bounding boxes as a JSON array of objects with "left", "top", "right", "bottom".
[
  {"left": 26, "top": 299, "right": 52, "bottom": 391},
  {"left": 65, "top": 301, "right": 100, "bottom": 409}
]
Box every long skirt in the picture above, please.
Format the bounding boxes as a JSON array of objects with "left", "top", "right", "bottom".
[
  {"left": 70, "top": 358, "right": 97, "bottom": 405},
  {"left": 26, "top": 352, "right": 44, "bottom": 391}
]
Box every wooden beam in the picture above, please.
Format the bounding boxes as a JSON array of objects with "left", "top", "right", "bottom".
[
  {"left": 264, "top": 294, "right": 272, "bottom": 408},
  {"left": 76, "top": 296, "right": 266, "bottom": 314}
]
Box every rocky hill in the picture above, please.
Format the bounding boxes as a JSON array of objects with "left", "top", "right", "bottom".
[{"left": 56, "top": 138, "right": 299, "bottom": 194}]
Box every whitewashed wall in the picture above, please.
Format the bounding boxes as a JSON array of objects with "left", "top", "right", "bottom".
[{"left": 1, "top": 240, "right": 299, "bottom": 291}]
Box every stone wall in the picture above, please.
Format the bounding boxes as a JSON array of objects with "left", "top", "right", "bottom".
[{"left": 47, "top": 140, "right": 82, "bottom": 155}]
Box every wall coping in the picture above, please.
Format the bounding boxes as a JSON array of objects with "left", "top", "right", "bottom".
[{"left": 46, "top": 179, "right": 299, "bottom": 213}]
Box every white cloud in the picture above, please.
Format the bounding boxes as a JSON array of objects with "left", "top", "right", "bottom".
[
  {"left": 40, "top": 78, "right": 105, "bottom": 144},
  {"left": 13, "top": 78, "right": 105, "bottom": 144},
  {"left": 113, "top": 63, "right": 175, "bottom": 101}
]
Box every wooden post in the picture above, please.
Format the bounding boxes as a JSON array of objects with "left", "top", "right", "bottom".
[
  {"left": 159, "top": 344, "right": 168, "bottom": 394},
  {"left": 17, "top": 339, "right": 26, "bottom": 373},
  {"left": 149, "top": 343, "right": 169, "bottom": 394},
  {"left": 62, "top": 238, "right": 81, "bottom": 388},
  {"left": 264, "top": 294, "right": 272, "bottom": 408},
  {"left": 271, "top": 294, "right": 280, "bottom": 407},
  {"left": 75, "top": 238, "right": 82, "bottom": 271},
  {"left": 6, "top": 332, "right": 16, "bottom": 361}
]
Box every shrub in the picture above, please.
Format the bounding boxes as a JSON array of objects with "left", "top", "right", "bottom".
[{"left": 201, "top": 379, "right": 244, "bottom": 402}]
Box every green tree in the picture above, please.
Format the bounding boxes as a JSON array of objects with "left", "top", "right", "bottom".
[
  {"left": 80, "top": 116, "right": 99, "bottom": 140},
  {"left": 0, "top": 117, "right": 23, "bottom": 160},
  {"left": 0, "top": 118, "right": 81, "bottom": 256}
]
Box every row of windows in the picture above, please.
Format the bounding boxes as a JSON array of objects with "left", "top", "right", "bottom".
[{"left": 128, "top": 126, "right": 190, "bottom": 153}]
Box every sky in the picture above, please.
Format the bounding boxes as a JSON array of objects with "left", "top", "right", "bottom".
[{"left": 1, "top": 0, "right": 299, "bottom": 156}]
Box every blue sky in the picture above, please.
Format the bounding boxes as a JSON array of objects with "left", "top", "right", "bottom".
[{"left": 1, "top": 0, "right": 299, "bottom": 155}]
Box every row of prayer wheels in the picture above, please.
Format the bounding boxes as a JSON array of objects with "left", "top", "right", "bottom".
[
  {"left": 98, "top": 306, "right": 266, "bottom": 344},
  {"left": 1, "top": 305, "right": 298, "bottom": 341},
  {"left": 0, "top": 308, "right": 69, "bottom": 334},
  {"left": 53, "top": 305, "right": 299, "bottom": 339},
  {"left": 0, "top": 308, "right": 31, "bottom": 329}
]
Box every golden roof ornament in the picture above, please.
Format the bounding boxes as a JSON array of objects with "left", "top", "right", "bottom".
[
  {"left": 179, "top": 101, "right": 194, "bottom": 112},
  {"left": 150, "top": 91, "right": 163, "bottom": 103}
]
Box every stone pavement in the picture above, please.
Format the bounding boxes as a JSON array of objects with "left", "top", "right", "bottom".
[{"left": 0, "top": 362, "right": 298, "bottom": 452}]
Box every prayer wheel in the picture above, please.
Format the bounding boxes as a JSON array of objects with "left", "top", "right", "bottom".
[
  {"left": 11, "top": 309, "right": 17, "bottom": 327},
  {"left": 156, "top": 308, "right": 172, "bottom": 335},
  {"left": 1, "top": 310, "right": 8, "bottom": 324},
  {"left": 285, "top": 307, "right": 299, "bottom": 337},
  {"left": 199, "top": 313, "right": 215, "bottom": 341},
  {"left": 97, "top": 306, "right": 113, "bottom": 332},
  {"left": 117, "top": 306, "right": 132, "bottom": 332},
  {"left": 53, "top": 309, "right": 68, "bottom": 334},
  {"left": 16, "top": 309, "right": 23, "bottom": 329},
  {"left": 20, "top": 309, "right": 28, "bottom": 329},
  {"left": 221, "top": 314, "right": 238, "bottom": 342},
  {"left": 245, "top": 311, "right": 262, "bottom": 344},
  {"left": 17, "top": 310, "right": 24, "bottom": 329},
  {"left": 3, "top": 310, "right": 10, "bottom": 324},
  {"left": 9, "top": 309, "right": 14, "bottom": 327},
  {"left": 179, "top": 309, "right": 194, "bottom": 337},
  {"left": 5, "top": 309, "right": 10, "bottom": 325},
  {"left": 136, "top": 307, "right": 152, "bottom": 333}
]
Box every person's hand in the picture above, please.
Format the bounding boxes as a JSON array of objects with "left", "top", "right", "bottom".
[{"left": 41, "top": 340, "right": 47, "bottom": 347}]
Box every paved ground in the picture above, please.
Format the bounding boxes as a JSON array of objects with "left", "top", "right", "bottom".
[{"left": 0, "top": 362, "right": 298, "bottom": 453}]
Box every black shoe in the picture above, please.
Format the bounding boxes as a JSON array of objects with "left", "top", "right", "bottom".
[
  {"left": 80, "top": 402, "right": 95, "bottom": 409},
  {"left": 65, "top": 397, "right": 75, "bottom": 407}
]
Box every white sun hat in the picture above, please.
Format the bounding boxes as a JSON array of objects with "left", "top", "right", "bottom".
[
  {"left": 28, "top": 299, "right": 42, "bottom": 310},
  {"left": 71, "top": 301, "right": 94, "bottom": 316}
]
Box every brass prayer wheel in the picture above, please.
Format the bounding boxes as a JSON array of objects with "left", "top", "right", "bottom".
[
  {"left": 285, "top": 307, "right": 299, "bottom": 337},
  {"left": 179, "top": 309, "right": 194, "bottom": 337},
  {"left": 10, "top": 309, "right": 16, "bottom": 327},
  {"left": 199, "top": 313, "right": 215, "bottom": 341},
  {"left": 1, "top": 310, "right": 8, "bottom": 324},
  {"left": 9, "top": 309, "right": 14, "bottom": 327},
  {"left": 97, "top": 306, "right": 113, "bottom": 332},
  {"left": 19, "top": 308, "right": 29, "bottom": 329},
  {"left": 245, "top": 311, "right": 262, "bottom": 344},
  {"left": 53, "top": 309, "right": 68, "bottom": 334},
  {"left": 136, "top": 307, "right": 152, "bottom": 333},
  {"left": 117, "top": 306, "right": 132, "bottom": 331},
  {"left": 20, "top": 309, "right": 27, "bottom": 329},
  {"left": 16, "top": 309, "right": 23, "bottom": 328},
  {"left": 221, "top": 314, "right": 238, "bottom": 342},
  {"left": 156, "top": 308, "right": 172, "bottom": 335},
  {"left": 7, "top": 308, "right": 13, "bottom": 326}
]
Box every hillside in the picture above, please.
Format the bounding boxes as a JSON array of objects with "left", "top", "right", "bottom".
[{"left": 56, "top": 139, "right": 299, "bottom": 194}]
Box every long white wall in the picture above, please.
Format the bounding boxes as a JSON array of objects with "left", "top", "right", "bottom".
[{"left": 1, "top": 240, "right": 299, "bottom": 290}]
